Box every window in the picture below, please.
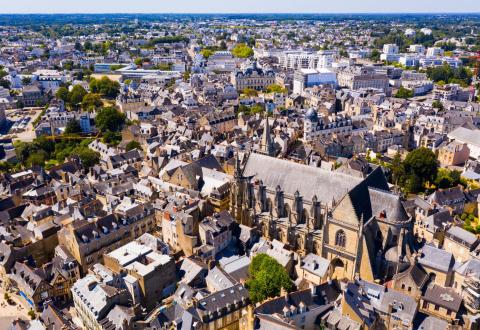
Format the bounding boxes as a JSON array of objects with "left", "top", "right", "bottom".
[{"left": 335, "top": 230, "right": 346, "bottom": 248}]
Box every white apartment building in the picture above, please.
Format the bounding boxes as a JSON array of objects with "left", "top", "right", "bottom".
[
  {"left": 279, "top": 51, "right": 320, "bottom": 70},
  {"left": 293, "top": 68, "right": 337, "bottom": 94},
  {"left": 426, "top": 47, "right": 444, "bottom": 57},
  {"left": 409, "top": 44, "right": 426, "bottom": 54},
  {"left": 383, "top": 44, "right": 399, "bottom": 55}
]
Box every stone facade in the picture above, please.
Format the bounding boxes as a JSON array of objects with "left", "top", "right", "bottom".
[{"left": 230, "top": 152, "right": 414, "bottom": 282}]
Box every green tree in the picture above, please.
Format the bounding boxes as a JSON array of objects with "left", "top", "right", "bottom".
[
  {"left": 95, "top": 107, "right": 126, "bottom": 132},
  {"left": 246, "top": 254, "right": 293, "bottom": 304},
  {"left": 73, "top": 147, "right": 100, "bottom": 169},
  {"left": 390, "top": 153, "right": 405, "bottom": 186},
  {"left": 69, "top": 85, "right": 87, "bottom": 105},
  {"left": 395, "top": 86, "right": 414, "bottom": 99},
  {"left": 242, "top": 88, "right": 258, "bottom": 97},
  {"left": 232, "top": 43, "right": 254, "bottom": 58},
  {"left": 126, "top": 140, "right": 142, "bottom": 151},
  {"left": 370, "top": 49, "right": 381, "bottom": 62},
  {"left": 64, "top": 119, "right": 82, "bottom": 134},
  {"left": 200, "top": 49, "right": 214, "bottom": 58},
  {"left": 403, "top": 147, "right": 438, "bottom": 193},
  {"left": 251, "top": 103, "right": 265, "bottom": 114},
  {"left": 432, "top": 100, "right": 444, "bottom": 111},
  {"left": 434, "top": 168, "right": 462, "bottom": 189},
  {"left": 102, "top": 131, "right": 122, "bottom": 146},
  {"left": 266, "top": 84, "right": 286, "bottom": 94},
  {"left": 26, "top": 151, "right": 47, "bottom": 167},
  {"left": 89, "top": 77, "right": 120, "bottom": 98},
  {"left": 56, "top": 86, "right": 69, "bottom": 102},
  {"left": 81, "top": 93, "right": 103, "bottom": 111},
  {"left": 22, "top": 76, "right": 31, "bottom": 85}
]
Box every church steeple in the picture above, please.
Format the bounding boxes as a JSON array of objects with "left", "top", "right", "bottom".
[{"left": 259, "top": 112, "right": 275, "bottom": 156}]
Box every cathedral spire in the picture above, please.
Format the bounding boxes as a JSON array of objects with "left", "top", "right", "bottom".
[{"left": 259, "top": 112, "right": 274, "bottom": 156}]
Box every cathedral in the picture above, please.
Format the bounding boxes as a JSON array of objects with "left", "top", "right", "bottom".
[{"left": 230, "top": 150, "right": 414, "bottom": 282}]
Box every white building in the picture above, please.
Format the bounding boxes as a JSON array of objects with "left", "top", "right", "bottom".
[
  {"left": 405, "top": 28, "right": 417, "bottom": 38},
  {"left": 279, "top": 51, "right": 320, "bottom": 70},
  {"left": 293, "top": 68, "right": 337, "bottom": 94},
  {"left": 409, "top": 44, "right": 426, "bottom": 54},
  {"left": 383, "top": 44, "right": 399, "bottom": 55},
  {"left": 448, "top": 127, "right": 480, "bottom": 160},
  {"left": 426, "top": 47, "right": 444, "bottom": 57}
]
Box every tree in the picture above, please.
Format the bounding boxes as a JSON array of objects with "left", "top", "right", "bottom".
[
  {"left": 0, "top": 161, "right": 13, "bottom": 173},
  {"left": 56, "top": 87, "right": 69, "bottom": 102},
  {"left": 266, "top": 84, "right": 286, "bottom": 94},
  {"left": 28, "top": 309, "right": 36, "bottom": 320},
  {"left": 432, "top": 100, "right": 444, "bottom": 111},
  {"left": 403, "top": 147, "right": 438, "bottom": 193},
  {"left": 126, "top": 140, "right": 141, "bottom": 151},
  {"left": 95, "top": 107, "right": 126, "bottom": 132},
  {"left": 81, "top": 93, "right": 103, "bottom": 111},
  {"left": 64, "top": 119, "right": 82, "bottom": 134},
  {"left": 69, "top": 85, "right": 87, "bottom": 105},
  {"left": 370, "top": 49, "right": 381, "bottom": 62},
  {"left": 390, "top": 153, "right": 405, "bottom": 186},
  {"left": 395, "top": 86, "right": 414, "bottom": 99},
  {"left": 232, "top": 43, "right": 254, "bottom": 58},
  {"left": 246, "top": 254, "right": 293, "bottom": 304},
  {"left": 200, "top": 49, "right": 214, "bottom": 59},
  {"left": 26, "top": 151, "right": 47, "bottom": 167},
  {"left": 242, "top": 88, "right": 258, "bottom": 97},
  {"left": 251, "top": 103, "right": 265, "bottom": 114},
  {"left": 73, "top": 147, "right": 100, "bottom": 169},
  {"left": 434, "top": 168, "right": 463, "bottom": 189},
  {"left": 102, "top": 131, "right": 122, "bottom": 146},
  {"left": 22, "top": 76, "right": 31, "bottom": 85},
  {"left": 89, "top": 77, "right": 120, "bottom": 98}
]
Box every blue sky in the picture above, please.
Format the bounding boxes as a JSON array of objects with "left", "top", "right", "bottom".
[{"left": 2, "top": 0, "right": 479, "bottom": 14}]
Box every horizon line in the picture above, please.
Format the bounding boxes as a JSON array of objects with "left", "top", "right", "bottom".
[{"left": 1, "top": 12, "right": 480, "bottom": 15}]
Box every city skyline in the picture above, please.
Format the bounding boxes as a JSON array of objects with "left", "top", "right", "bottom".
[{"left": 2, "top": 0, "right": 480, "bottom": 14}]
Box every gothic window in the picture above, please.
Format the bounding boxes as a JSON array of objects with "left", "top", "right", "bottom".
[{"left": 335, "top": 230, "right": 346, "bottom": 248}]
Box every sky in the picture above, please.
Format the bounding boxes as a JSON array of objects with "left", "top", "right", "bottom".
[{"left": 2, "top": 0, "right": 480, "bottom": 14}]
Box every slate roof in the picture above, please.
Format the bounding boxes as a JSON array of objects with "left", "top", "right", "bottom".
[
  {"left": 254, "top": 282, "right": 340, "bottom": 316},
  {"left": 422, "top": 285, "right": 462, "bottom": 312},
  {"left": 418, "top": 244, "right": 455, "bottom": 273},
  {"left": 445, "top": 226, "right": 478, "bottom": 248},
  {"left": 242, "top": 152, "right": 379, "bottom": 204}
]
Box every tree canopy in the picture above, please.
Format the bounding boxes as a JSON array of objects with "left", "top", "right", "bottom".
[
  {"left": 126, "top": 140, "right": 141, "bottom": 151},
  {"left": 64, "top": 119, "right": 82, "bottom": 134},
  {"left": 266, "top": 84, "right": 287, "bottom": 94},
  {"left": 246, "top": 254, "right": 293, "bottom": 303},
  {"left": 232, "top": 43, "right": 254, "bottom": 58},
  {"left": 395, "top": 86, "right": 414, "bottom": 99},
  {"left": 89, "top": 76, "right": 121, "bottom": 98},
  {"left": 403, "top": 147, "right": 438, "bottom": 193},
  {"left": 81, "top": 93, "right": 103, "bottom": 111},
  {"left": 95, "top": 107, "right": 126, "bottom": 132}
]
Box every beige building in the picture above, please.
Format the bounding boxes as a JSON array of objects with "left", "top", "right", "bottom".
[
  {"left": 438, "top": 141, "right": 470, "bottom": 166},
  {"left": 230, "top": 152, "right": 414, "bottom": 283},
  {"left": 231, "top": 62, "right": 275, "bottom": 92},
  {"left": 58, "top": 202, "right": 156, "bottom": 274},
  {"left": 103, "top": 239, "right": 176, "bottom": 311},
  {"left": 420, "top": 285, "right": 462, "bottom": 323}
]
